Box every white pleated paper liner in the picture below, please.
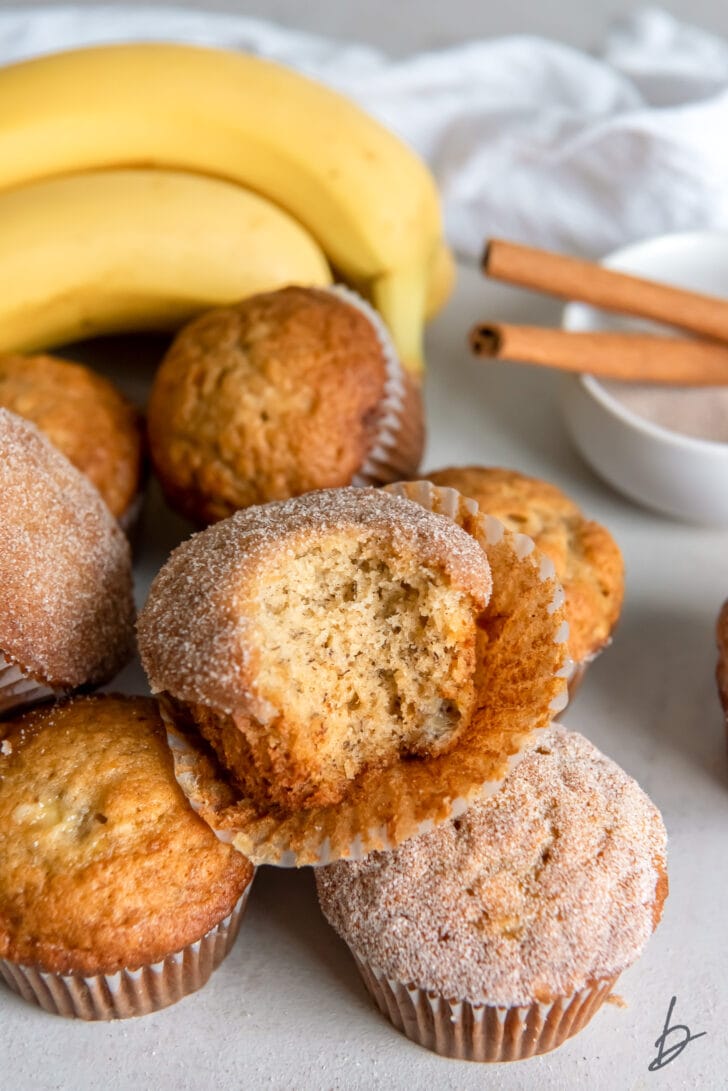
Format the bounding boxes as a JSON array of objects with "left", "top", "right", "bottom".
[
  {"left": 0, "top": 885, "right": 251, "bottom": 1020},
  {"left": 326, "top": 284, "right": 424, "bottom": 485},
  {"left": 0, "top": 652, "right": 57, "bottom": 718},
  {"left": 353, "top": 955, "right": 618, "bottom": 1063},
  {"left": 162, "top": 480, "right": 570, "bottom": 867}
]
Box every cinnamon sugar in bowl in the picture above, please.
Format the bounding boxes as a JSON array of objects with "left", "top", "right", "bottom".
[
  {"left": 562, "top": 232, "right": 728, "bottom": 526},
  {"left": 316, "top": 726, "right": 668, "bottom": 1063}
]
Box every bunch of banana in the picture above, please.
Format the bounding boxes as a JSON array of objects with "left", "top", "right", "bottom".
[
  {"left": 0, "top": 170, "right": 332, "bottom": 354},
  {"left": 0, "top": 43, "right": 454, "bottom": 376}
]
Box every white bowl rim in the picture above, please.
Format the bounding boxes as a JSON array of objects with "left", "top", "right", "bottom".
[{"left": 562, "top": 230, "right": 728, "bottom": 457}]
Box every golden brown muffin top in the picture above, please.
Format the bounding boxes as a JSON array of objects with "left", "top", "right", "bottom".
[
  {"left": 0, "top": 695, "right": 253, "bottom": 974},
  {"left": 138, "top": 486, "right": 492, "bottom": 718},
  {"left": 316, "top": 726, "right": 668, "bottom": 1007},
  {"left": 147, "top": 287, "right": 421, "bottom": 525},
  {"left": 0, "top": 353, "right": 143, "bottom": 520},
  {"left": 0, "top": 409, "right": 135, "bottom": 690},
  {"left": 427, "top": 466, "right": 624, "bottom": 663}
]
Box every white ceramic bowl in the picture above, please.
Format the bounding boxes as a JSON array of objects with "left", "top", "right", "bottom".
[{"left": 561, "top": 232, "right": 728, "bottom": 526}]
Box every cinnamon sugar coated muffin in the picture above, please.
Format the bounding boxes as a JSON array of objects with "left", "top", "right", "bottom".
[
  {"left": 0, "top": 695, "right": 254, "bottom": 1019},
  {"left": 138, "top": 487, "right": 492, "bottom": 815},
  {"left": 0, "top": 353, "right": 144, "bottom": 522},
  {"left": 316, "top": 726, "right": 668, "bottom": 1062},
  {"left": 0, "top": 409, "right": 135, "bottom": 715},
  {"left": 428, "top": 466, "right": 624, "bottom": 678},
  {"left": 147, "top": 286, "right": 424, "bottom": 525}
]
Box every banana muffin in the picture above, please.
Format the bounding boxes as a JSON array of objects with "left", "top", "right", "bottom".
[
  {"left": 316, "top": 725, "right": 668, "bottom": 1062},
  {"left": 0, "top": 353, "right": 144, "bottom": 524},
  {"left": 0, "top": 695, "right": 254, "bottom": 1019},
  {"left": 0, "top": 409, "right": 135, "bottom": 716},
  {"left": 427, "top": 466, "right": 624, "bottom": 688},
  {"left": 147, "top": 286, "right": 423, "bottom": 525},
  {"left": 138, "top": 484, "right": 568, "bottom": 866}
]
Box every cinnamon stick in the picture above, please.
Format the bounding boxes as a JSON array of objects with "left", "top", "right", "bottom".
[
  {"left": 470, "top": 323, "right": 728, "bottom": 385},
  {"left": 483, "top": 239, "right": 728, "bottom": 344}
]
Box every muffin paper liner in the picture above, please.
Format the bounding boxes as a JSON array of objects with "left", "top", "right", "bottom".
[
  {"left": 0, "top": 886, "right": 251, "bottom": 1020},
  {"left": 0, "top": 652, "right": 57, "bottom": 717},
  {"left": 162, "top": 480, "right": 570, "bottom": 867},
  {"left": 565, "top": 646, "right": 601, "bottom": 701},
  {"left": 326, "top": 284, "right": 424, "bottom": 485},
  {"left": 353, "top": 955, "right": 619, "bottom": 1062}
]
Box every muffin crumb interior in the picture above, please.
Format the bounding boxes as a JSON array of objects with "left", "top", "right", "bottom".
[{"left": 249, "top": 534, "right": 480, "bottom": 782}]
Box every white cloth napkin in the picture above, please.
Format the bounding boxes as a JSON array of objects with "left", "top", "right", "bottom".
[{"left": 2, "top": 4, "right": 728, "bottom": 261}]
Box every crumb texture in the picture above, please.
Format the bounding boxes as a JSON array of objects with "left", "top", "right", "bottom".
[
  {"left": 428, "top": 466, "right": 624, "bottom": 663},
  {"left": 139, "top": 487, "right": 491, "bottom": 810},
  {"left": 0, "top": 695, "right": 253, "bottom": 974},
  {"left": 0, "top": 409, "right": 135, "bottom": 689},
  {"left": 316, "top": 726, "right": 668, "bottom": 1006}
]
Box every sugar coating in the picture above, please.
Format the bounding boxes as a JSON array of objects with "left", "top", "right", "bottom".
[
  {"left": 138, "top": 487, "right": 493, "bottom": 716},
  {"left": 0, "top": 408, "right": 135, "bottom": 688},
  {"left": 316, "top": 726, "right": 667, "bottom": 1007}
]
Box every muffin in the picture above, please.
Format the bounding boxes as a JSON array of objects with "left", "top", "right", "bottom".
[
  {"left": 138, "top": 484, "right": 568, "bottom": 866},
  {"left": 0, "top": 409, "right": 135, "bottom": 716},
  {"left": 147, "top": 286, "right": 423, "bottom": 525},
  {"left": 0, "top": 695, "right": 254, "bottom": 1019},
  {"left": 316, "top": 725, "right": 668, "bottom": 1063},
  {"left": 427, "top": 467, "right": 624, "bottom": 691},
  {"left": 0, "top": 353, "right": 144, "bottom": 526},
  {"left": 716, "top": 600, "right": 728, "bottom": 738}
]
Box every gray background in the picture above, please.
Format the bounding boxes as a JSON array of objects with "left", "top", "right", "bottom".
[{"left": 2, "top": 0, "right": 728, "bottom": 54}]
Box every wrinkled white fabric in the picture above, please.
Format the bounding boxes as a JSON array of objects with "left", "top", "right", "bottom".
[{"left": 1, "top": 5, "right": 727, "bottom": 260}]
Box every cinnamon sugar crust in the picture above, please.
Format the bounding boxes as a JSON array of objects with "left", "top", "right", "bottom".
[
  {"left": 0, "top": 353, "right": 144, "bottom": 520},
  {"left": 0, "top": 695, "right": 253, "bottom": 975},
  {"left": 0, "top": 409, "right": 135, "bottom": 691},
  {"left": 147, "top": 287, "right": 423, "bottom": 524},
  {"left": 427, "top": 466, "right": 624, "bottom": 664},
  {"left": 139, "top": 487, "right": 492, "bottom": 811},
  {"left": 316, "top": 726, "right": 668, "bottom": 1007},
  {"left": 153, "top": 482, "right": 568, "bottom": 866}
]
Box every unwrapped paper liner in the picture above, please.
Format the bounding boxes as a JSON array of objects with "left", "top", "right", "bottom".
[
  {"left": 354, "top": 954, "right": 618, "bottom": 1062},
  {"left": 163, "top": 480, "right": 570, "bottom": 867}
]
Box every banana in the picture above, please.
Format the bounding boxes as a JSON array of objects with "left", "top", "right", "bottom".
[
  {"left": 0, "top": 168, "right": 332, "bottom": 354},
  {"left": 0, "top": 43, "right": 447, "bottom": 375},
  {"left": 426, "top": 240, "right": 457, "bottom": 320}
]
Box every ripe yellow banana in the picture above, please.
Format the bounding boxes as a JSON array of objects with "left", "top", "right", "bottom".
[
  {"left": 0, "top": 43, "right": 447, "bottom": 375},
  {"left": 0, "top": 168, "right": 332, "bottom": 354},
  {"left": 425, "top": 240, "right": 457, "bottom": 320}
]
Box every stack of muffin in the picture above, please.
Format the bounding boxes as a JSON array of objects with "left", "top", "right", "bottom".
[{"left": 0, "top": 286, "right": 672, "bottom": 1064}]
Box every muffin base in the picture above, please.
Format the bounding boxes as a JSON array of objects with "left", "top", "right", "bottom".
[
  {"left": 354, "top": 955, "right": 619, "bottom": 1062},
  {"left": 0, "top": 885, "right": 251, "bottom": 1020}
]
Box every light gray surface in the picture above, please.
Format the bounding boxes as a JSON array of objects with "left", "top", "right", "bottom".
[
  {"left": 2, "top": 4, "right": 728, "bottom": 1088},
  {"left": 2, "top": 264, "right": 727, "bottom": 1091},
  {"left": 2, "top": 0, "right": 728, "bottom": 53}
]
